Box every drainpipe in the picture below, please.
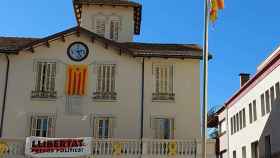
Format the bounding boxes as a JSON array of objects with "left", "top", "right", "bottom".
[
  {"left": 140, "top": 58, "right": 145, "bottom": 156},
  {"left": 0, "top": 54, "right": 10, "bottom": 137}
]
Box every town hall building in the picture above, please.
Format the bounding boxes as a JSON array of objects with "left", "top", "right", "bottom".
[{"left": 0, "top": 0, "right": 215, "bottom": 157}]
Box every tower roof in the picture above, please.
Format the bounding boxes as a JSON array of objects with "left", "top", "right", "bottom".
[{"left": 73, "top": 0, "right": 142, "bottom": 35}]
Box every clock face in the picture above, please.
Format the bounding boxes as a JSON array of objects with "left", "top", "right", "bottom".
[{"left": 67, "top": 42, "right": 89, "bottom": 61}]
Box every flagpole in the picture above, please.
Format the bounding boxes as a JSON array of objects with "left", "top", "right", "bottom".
[{"left": 202, "top": 0, "right": 209, "bottom": 157}]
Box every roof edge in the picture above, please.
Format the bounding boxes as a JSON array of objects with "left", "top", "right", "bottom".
[{"left": 225, "top": 47, "right": 280, "bottom": 107}]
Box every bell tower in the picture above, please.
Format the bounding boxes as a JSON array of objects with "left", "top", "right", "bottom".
[{"left": 73, "top": 0, "right": 142, "bottom": 42}]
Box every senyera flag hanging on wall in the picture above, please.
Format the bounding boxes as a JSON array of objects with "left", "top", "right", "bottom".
[
  {"left": 66, "top": 65, "right": 88, "bottom": 96},
  {"left": 25, "top": 137, "right": 92, "bottom": 158}
]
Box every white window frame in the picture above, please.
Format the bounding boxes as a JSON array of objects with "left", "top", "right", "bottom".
[
  {"left": 109, "top": 17, "right": 121, "bottom": 41},
  {"left": 92, "top": 116, "right": 114, "bottom": 139},
  {"left": 32, "top": 60, "right": 57, "bottom": 99},
  {"left": 93, "top": 63, "right": 117, "bottom": 100},
  {"left": 151, "top": 116, "right": 175, "bottom": 139},
  {"left": 30, "top": 114, "right": 56, "bottom": 137},
  {"left": 152, "top": 64, "right": 174, "bottom": 101}
]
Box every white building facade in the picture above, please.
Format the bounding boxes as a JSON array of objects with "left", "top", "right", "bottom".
[
  {"left": 0, "top": 0, "right": 215, "bottom": 157},
  {"left": 217, "top": 46, "right": 280, "bottom": 158}
]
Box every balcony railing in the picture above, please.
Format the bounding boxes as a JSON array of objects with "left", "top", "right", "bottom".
[
  {"left": 0, "top": 138, "right": 216, "bottom": 158},
  {"left": 93, "top": 92, "right": 117, "bottom": 100},
  {"left": 31, "top": 91, "right": 57, "bottom": 99},
  {"left": 0, "top": 138, "right": 25, "bottom": 158},
  {"left": 152, "top": 93, "right": 175, "bottom": 101}
]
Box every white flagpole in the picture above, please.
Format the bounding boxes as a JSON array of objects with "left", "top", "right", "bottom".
[{"left": 202, "top": 0, "right": 210, "bottom": 157}]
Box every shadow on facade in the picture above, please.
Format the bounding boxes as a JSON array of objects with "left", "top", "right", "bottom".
[{"left": 259, "top": 97, "right": 280, "bottom": 158}]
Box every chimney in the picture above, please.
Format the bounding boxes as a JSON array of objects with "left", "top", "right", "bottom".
[{"left": 239, "top": 73, "right": 250, "bottom": 87}]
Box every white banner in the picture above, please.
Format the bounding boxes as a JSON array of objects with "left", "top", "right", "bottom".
[{"left": 25, "top": 137, "right": 92, "bottom": 157}]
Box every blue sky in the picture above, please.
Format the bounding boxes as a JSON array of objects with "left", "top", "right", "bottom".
[{"left": 1, "top": 0, "right": 280, "bottom": 109}]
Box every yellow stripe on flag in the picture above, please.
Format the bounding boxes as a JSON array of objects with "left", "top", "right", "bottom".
[{"left": 66, "top": 65, "right": 88, "bottom": 96}]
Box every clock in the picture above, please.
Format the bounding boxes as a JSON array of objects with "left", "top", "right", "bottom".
[{"left": 67, "top": 42, "right": 89, "bottom": 62}]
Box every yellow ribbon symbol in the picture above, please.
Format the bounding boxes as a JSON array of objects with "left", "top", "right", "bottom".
[
  {"left": 0, "top": 141, "right": 9, "bottom": 156},
  {"left": 113, "top": 142, "right": 123, "bottom": 155},
  {"left": 168, "top": 141, "right": 177, "bottom": 156}
]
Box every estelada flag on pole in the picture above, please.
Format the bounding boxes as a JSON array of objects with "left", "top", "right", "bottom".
[
  {"left": 66, "top": 65, "right": 88, "bottom": 96},
  {"left": 210, "top": 0, "right": 224, "bottom": 23}
]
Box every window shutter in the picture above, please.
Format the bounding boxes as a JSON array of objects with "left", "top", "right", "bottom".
[
  {"left": 47, "top": 117, "right": 55, "bottom": 137},
  {"left": 169, "top": 65, "right": 174, "bottom": 93},
  {"left": 109, "top": 118, "right": 113, "bottom": 138},
  {"left": 93, "top": 118, "right": 100, "bottom": 138},
  {"left": 170, "top": 118, "right": 175, "bottom": 139},
  {"left": 155, "top": 66, "right": 160, "bottom": 93},
  {"left": 97, "top": 65, "right": 102, "bottom": 93},
  {"left": 36, "top": 62, "right": 43, "bottom": 92},
  {"left": 30, "top": 116, "right": 36, "bottom": 136},
  {"left": 111, "top": 65, "right": 116, "bottom": 93},
  {"left": 96, "top": 19, "right": 106, "bottom": 37},
  {"left": 50, "top": 63, "right": 56, "bottom": 92}
]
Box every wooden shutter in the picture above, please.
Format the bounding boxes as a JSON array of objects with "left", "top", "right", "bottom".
[
  {"left": 36, "top": 62, "right": 43, "bottom": 92},
  {"left": 170, "top": 118, "right": 175, "bottom": 139},
  {"left": 109, "top": 118, "right": 113, "bottom": 138},
  {"left": 169, "top": 65, "right": 174, "bottom": 93},
  {"left": 111, "top": 65, "right": 116, "bottom": 93},
  {"left": 30, "top": 116, "right": 36, "bottom": 136},
  {"left": 96, "top": 19, "right": 106, "bottom": 37},
  {"left": 50, "top": 63, "right": 56, "bottom": 92},
  {"left": 93, "top": 118, "right": 100, "bottom": 138}
]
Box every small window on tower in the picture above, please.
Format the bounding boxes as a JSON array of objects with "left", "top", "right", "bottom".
[
  {"left": 95, "top": 17, "right": 106, "bottom": 37},
  {"left": 109, "top": 18, "right": 120, "bottom": 41}
]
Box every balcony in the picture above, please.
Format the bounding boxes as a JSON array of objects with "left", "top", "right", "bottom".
[
  {"left": 152, "top": 93, "right": 175, "bottom": 101},
  {"left": 93, "top": 92, "right": 117, "bottom": 101},
  {"left": 0, "top": 138, "right": 216, "bottom": 158},
  {"left": 31, "top": 91, "right": 57, "bottom": 99}
]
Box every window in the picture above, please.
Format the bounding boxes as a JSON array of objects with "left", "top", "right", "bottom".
[
  {"left": 253, "top": 100, "right": 257, "bottom": 121},
  {"left": 32, "top": 61, "right": 57, "bottom": 99},
  {"left": 270, "top": 86, "right": 275, "bottom": 107},
  {"left": 249, "top": 103, "right": 253, "bottom": 123},
  {"left": 261, "top": 94, "right": 265, "bottom": 116},
  {"left": 233, "top": 150, "right": 236, "bottom": 158},
  {"left": 265, "top": 90, "right": 271, "bottom": 113},
  {"left": 95, "top": 17, "right": 106, "bottom": 37},
  {"left": 219, "top": 119, "right": 226, "bottom": 135},
  {"left": 276, "top": 82, "right": 280, "bottom": 100},
  {"left": 242, "top": 108, "right": 246, "bottom": 128},
  {"left": 231, "top": 117, "right": 234, "bottom": 135},
  {"left": 242, "top": 146, "right": 247, "bottom": 158},
  {"left": 152, "top": 64, "right": 174, "bottom": 101},
  {"left": 239, "top": 111, "right": 243, "bottom": 129},
  {"left": 152, "top": 117, "right": 174, "bottom": 139},
  {"left": 30, "top": 115, "right": 55, "bottom": 137},
  {"left": 110, "top": 19, "right": 120, "bottom": 41},
  {"left": 93, "top": 117, "right": 113, "bottom": 139},
  {"left": 233, "top": 115, "right": 236, "bottom": 133},
  {"left": 236, "top": 113, "right": 240, "bottom": 131},
  {"left": 249, "top": 100, "right": 257, "bottom": 123},
  {"left": 265, "top": 135, "right": 271, "bottom": 158},
  {"left": 251, "top": 141, "right": 259, "bottom": 158},
  {"left": 93, "top": 64, "right": 117, "bottom": 100}
]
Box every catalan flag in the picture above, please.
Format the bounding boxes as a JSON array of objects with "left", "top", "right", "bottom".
[
  {"left": 66, "top": 65, "right": 88, "bottom": 96},
  {"left": 210, "top": 0, "right": 224, "bottom": 23}
]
